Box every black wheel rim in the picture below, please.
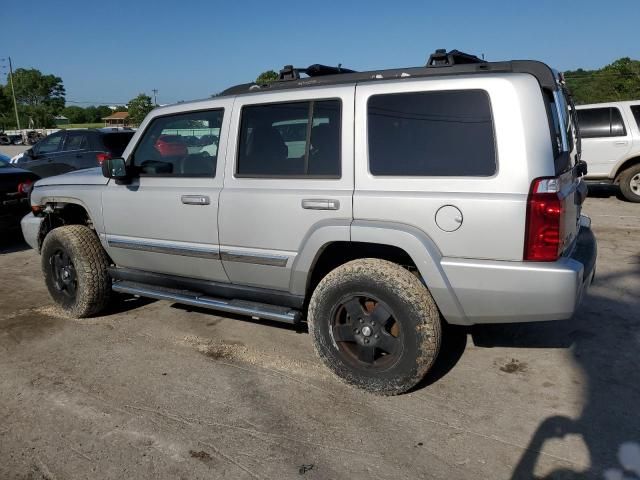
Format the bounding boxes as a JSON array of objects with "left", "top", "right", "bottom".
[
  {"left": 50, "top": 248, "right": 77, "bottom": 298},
  {"left": 330, "top": 294, "right": 403, "bottom": 369}
]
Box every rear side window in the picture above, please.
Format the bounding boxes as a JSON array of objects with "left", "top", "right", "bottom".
[
  {"left": 631, "top": 105, "right": 640, "bottom": 129},
  {"left": 367, "top": 90, "right": 496, "bottom": 176},
  {"left": 577, "top": 107, "right": 627, "bottom": 138},
  {"left": 237, "top": 100, "right": 341, "bottom": 178},
  {"left": 102, "top": 132, "right": 134, "bottom": 156}
]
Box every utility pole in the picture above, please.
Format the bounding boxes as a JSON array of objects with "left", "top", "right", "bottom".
[
  {"left": 6, "top": 57, "right": 20, "bottom": 130},
  {"left": 152, "top": 89, "right": 158, "bottom": 106}
]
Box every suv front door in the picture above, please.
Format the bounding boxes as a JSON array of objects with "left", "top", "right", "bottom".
[
  {"left": 102, "top": 101, "right": 232, "bottom": 282},
  {"left": 218, "top": 86, "right": 354, "bottom": 291},
  {"left": 60, "top": 131, "right": 95, "bottom": 173}
]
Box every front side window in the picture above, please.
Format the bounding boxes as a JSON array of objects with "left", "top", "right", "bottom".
[
  {"left": 368, "top": 90, "right": 496, "bottom": 176},
  {"left": 237, "top": 100, "right": 341, "bottom": 178},
  {"left": 577, "top": 107, "right": 627, "bottom": 138},
  {"left": 132, "top": 110, "right": 223, "bottom": 176},
  {"left": 34, "top": 132, "right": 64, "bottom": 155}
]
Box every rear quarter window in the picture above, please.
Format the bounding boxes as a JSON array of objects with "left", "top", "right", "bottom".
[
  {"left": 367, "top": 89, "right": 496, "bottom": 176},
  {"left": 577, "top": 107, "right": 627, "bottom": 138}
]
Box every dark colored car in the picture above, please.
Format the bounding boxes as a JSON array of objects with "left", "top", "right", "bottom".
[
  {"left": 0, "top": 155, "right": 39, "bottom": 231},
  {"left": 17, "top": 128, "right": 135, "bottom": 178}
]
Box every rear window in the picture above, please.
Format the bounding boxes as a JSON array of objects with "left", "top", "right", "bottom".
[
  {"left": 577, "top": 107, "right": 627, "bottom": 138},
  {"left": 367, "top": 90, "right": 496, "bottom": 176},
  {"left": 102, "top": 132, "right": 135, "bottom": 156}
]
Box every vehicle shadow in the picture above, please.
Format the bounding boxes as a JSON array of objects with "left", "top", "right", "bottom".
[
  {"left": 505, "top": 259, "right": 640, "bottom": 479},
  {"left": 587, "top": 184, "right": 625, "bottom": 200},
  {"left": 102, "top": 293, "right": 157, "bottom": 315},
  {"left": 0, "top": 231, "right": 30, "bottom": 254}
]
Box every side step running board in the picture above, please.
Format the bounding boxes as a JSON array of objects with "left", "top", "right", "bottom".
[{"left": 112, "top": 281, "right": 301, "bottom": 324}]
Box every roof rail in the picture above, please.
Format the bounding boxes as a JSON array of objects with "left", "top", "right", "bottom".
[
  {"left": 427, "top": 49, "right": 485, "bottom": 67},
  {"left": 278, "top": 64, "right": 356, "bottom": 81}
]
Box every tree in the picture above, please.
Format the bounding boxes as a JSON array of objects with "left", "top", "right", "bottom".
[
  {"left": 127, "top": 94, "right": 154, "bottom": 126},
  {"left": 62, "top": 106, "right": 87, "bottom": 124},
  {"left": 10, "top": 68, "right": 65, "bottom": 127},
  {"left": 256, "top": 70, "right": 278, "bottom": 85},
  {"left": 565, "top": 57, "right": 640, "bottom": 104}
]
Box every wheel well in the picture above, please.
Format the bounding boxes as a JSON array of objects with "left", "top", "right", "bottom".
[
  {"left": 306, "top": 242, "right": 418, "bottom": 297},
  {"left": 614, "top": 156, "right": 640, "bottom": 182},
  {"left": 39, "top": 203, "right": 93, "bottom": 248}
]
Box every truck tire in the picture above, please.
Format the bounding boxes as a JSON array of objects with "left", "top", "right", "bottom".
[
  {"left": 619, "top": 164, "right": 640, "bottom": 203},
  {"left": 41, "top": 225, "right": 112, "bottom": 318},
  {"left": 308, "top": 258, "right": 441, "bottom": 395}
]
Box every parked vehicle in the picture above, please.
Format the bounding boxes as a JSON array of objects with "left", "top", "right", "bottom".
[
  {"left": 17, "top": 128, "right": 135, "bottom": 178},
  {"left": 21, "top": 50, "right": 596, "bottom": 394},
  {"left": 576, "top": 101, "right": 640, "bottom": 202},
  {"left": 0, "top": 156, "right": 39, "bottom": 231}
]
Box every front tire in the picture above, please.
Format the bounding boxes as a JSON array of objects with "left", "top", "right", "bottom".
[
  {"left": 308, "top": 258, "right": 442, "bottom": 395},
  {"left": 41, "top": 225, "right": 112, "bottom": 318},
  {"left": 619, "top": 164, "right": 640, "bottom": 203}
]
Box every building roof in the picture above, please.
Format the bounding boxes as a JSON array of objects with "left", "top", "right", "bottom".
[{"left": 102, "top": 111, "right": 129, "bottom": 120}]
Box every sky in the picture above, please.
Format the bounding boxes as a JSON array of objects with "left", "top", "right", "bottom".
[{"left": 1, "top": 0, "right": 638, "bottom": 106}]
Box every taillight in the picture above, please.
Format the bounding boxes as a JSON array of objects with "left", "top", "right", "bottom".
[
  {"left": 17, "top": 180, "right": 33, "bottom": 195},
  {"left": 524, "top": 177, "right": 565, "bottom": 261},
  {"left": 96, "top": 152, "right": 111, "bottom": 164}
]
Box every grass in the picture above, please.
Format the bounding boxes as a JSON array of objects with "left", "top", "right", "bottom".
[{"left": 57, "top": 123, "right": 105, "bottom": 129}]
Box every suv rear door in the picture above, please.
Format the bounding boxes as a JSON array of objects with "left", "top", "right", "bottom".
[
  {"left": 218, "top": 86, "right": 354, "bottom": 291},
  {"left": 577, "top": 106, "right": 632, "bottom": 177}
]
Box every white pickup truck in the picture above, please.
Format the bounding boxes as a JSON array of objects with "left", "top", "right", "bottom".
[{"left": 577, "top": 101, "right": 640, "bottom": 202}]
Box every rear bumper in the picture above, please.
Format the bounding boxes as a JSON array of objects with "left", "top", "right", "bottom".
[
  {"left": 441, "top": 222, "right": 597, "bottom": 325},
  {"left": 20, "top": 212, "right": 43, "bottom": 251}
]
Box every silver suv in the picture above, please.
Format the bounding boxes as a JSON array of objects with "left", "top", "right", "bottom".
[{"left": 21, "top": 50, "right": 597, "bottom": 395}]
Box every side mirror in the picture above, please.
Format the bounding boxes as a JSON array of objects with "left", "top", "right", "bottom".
[{"left": 101, "top": 157, "right": 129, "bottom": 182}]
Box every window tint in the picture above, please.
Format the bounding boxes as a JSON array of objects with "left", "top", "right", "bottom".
[
  {"left": 631, "top": 105, "right": 640, "bottom": 129},
  {"left": 34, "top": 132, "right": 64, "bottom": 155},
  {"left": 368, "top": 90, "right": 496, "bottom": 176},
  {"left": 102, "top": 132, "right": 134, "bottom": 156},
  {"left": 237, "top": 100, "right": 341, "bottom": 177},
  {"left": 577, "top": 107, "right": 627, "bottom": 138},
  {"left": 132, "top": 110, "right": 223, "bottom": 176},
  {"left": 610, "top": 108, "right": 626, "bottom": 136},
  {"left": 64, "top": 133, "right": 89, "bottom": 151}
]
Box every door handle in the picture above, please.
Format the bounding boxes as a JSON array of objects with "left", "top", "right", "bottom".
[
  {"left": 301, "top": 199, "right": 340, "bottom": 210},
  {"left": 614, "top": 141, "right": 628, "bottom": 146},
  {"left": 181, "top": 195, "right": 210, "bottom": 205}
]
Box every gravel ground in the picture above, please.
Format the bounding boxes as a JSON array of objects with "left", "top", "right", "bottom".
[{"left": 0, "top": 193, "right": 638, "bottom": 480}]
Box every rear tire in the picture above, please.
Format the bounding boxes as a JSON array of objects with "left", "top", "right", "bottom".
[
  {"left": 619, "top": 164, "right": 640, "bottom": 203},
  {"left": 41, "top": 225, "right": 112, "bottom": 318},
  {"left": 308, "top": 258, "right": 441, "bottom": 395}
]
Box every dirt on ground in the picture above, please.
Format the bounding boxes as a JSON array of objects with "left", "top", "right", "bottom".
[{"left": 0, "top": 191, "right": 638, "bottom": 480}]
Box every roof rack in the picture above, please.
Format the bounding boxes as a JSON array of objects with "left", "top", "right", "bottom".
[
  {"left": 220, "top": 49, "right": 559, "bottom": 97},
  {"left": 427, "top": 49, "right": 485, "bottom": 67},
  {"left": 277, "top": 64, "right": 357, "bottom": 82}
]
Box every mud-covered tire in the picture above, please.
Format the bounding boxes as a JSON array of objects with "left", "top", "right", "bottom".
[
  {"left": 619, "top": 164, "right": 640, "bottom": 203},
  {"left": 308, "top": 258, "right": 442, "bottom": 395},
  {"left": 41, "top": 225, "right": 112, "bottom": 318}
]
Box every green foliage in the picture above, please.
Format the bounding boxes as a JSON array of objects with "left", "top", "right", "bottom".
[
  {"left": 62, "top": 106, "right": 88, "bottom": 123},
  {"left": 9, "top": 68, "right": 65, "bottom": 127},
  {"left": 565, "top": 57, "right": 640, "bottom": 104},
  {"left": 127, "top": 93, "right": 154, "bottom": 126},
  {"left": 256, "top": 70, "right": 278, "bottom": 85}
]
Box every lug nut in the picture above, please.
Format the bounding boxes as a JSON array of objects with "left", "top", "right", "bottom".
[
  {"left": 364, "top": 339, "right": 369, "bottom": 344},
  {"left": 374, "top": 334, "right": 379, "bottom": 339},
  {"left": 371, "top": 321, "right": 376, "bottom": 326},
  {"left": 359, "top": 318, "right": 364, "bottom": 323}
]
